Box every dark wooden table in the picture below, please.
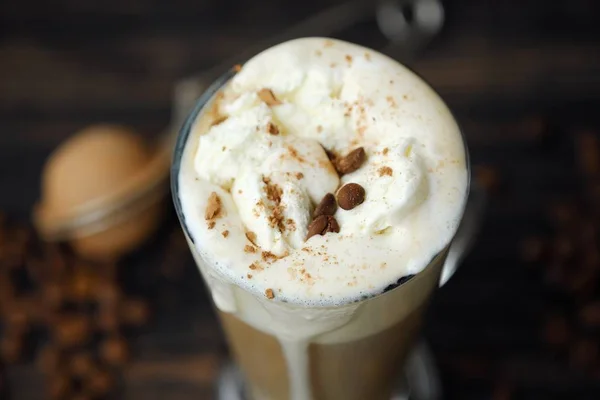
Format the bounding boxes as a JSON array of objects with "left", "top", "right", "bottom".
[{"left": 2, "top": 0, "right": 600, "bottom": 398}]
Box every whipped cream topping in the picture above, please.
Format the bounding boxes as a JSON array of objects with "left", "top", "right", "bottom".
[{"left": 179, "top": 37, "right": 468, "bottom": 306}]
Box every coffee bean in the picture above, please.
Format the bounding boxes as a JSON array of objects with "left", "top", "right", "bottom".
[
  {"left": 542, "top": 314, "right": 570, "bottom": 347},
  {"left": 576, "top": 131, "right": 600, "bottom": 176},
  {"left": 569, "top": 338, "right": 598, "bottom": 370},
  {"left": 69, "top": 271, "right": 95, "bottom": 302},
  {"left": 337, "top": 183, "right": 365, "bottom": 210},
  {"left": 99, "top": 336, "right": 129, "bottom": 366},
  {"left": 580, "top": 302, "right": 600, "bottom": 327},
  {"left": 313, "top": 193, "right": 337, "bottom": 218},
  {"left": 53, "top": 315, "right": 92, "bottom": 348},
  {"left": 306, "top": 215, "right": 340, "bottom": 240},
  {"left": 43, "top": 282, "right": 64, "bottom": 310},
  {"left": 0, "top": 335, "right": 22, "bottom": 364},
  {"left": 97, "top": 306, "right": 120, "bottom": 333},
  {"left": 37, "top": 346, "right": 63, "bottom": 373},
  {"left": 474, "top": 165, "right": 501, "bottom": 193},
  {"left": 520, "top": 236, "right": 545, "bottom": 263},
  {"left": 86, "top": 368, "right": 114, "bottom": 396},
  {"left": 70, "top": 352, "right": 95, "bottom": 377},
  {"left": 94, "top": 281, "right": 121, "bottom": 306},
  {"left": 335, "top": 147, "right": 366, "bottom": 175},
  {"left": 47, "top": 374, "right": 70, "bottom": 400},
  {"left": 492, "top": 381, "right": 514, "bottom": 400},
  {"left": 120, "top": 298, "right": 151, "bottom": 327}
]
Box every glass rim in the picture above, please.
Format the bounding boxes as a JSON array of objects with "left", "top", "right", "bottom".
[{"left": 170, "top": 63, "right": 472, "bottom": 303}]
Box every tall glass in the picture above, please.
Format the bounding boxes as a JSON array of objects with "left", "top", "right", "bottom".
[{"left": 171, "top": 67, "right": 472, "bottom": 400}]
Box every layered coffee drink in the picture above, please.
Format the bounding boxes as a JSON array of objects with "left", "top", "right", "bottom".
[{"left": 173, "top": 38, "right": 468, "bottom": 400}]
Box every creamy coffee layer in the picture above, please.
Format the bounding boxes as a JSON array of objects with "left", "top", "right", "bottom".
[{"left": 179, "top": 37, "right": 467, "bottom": 306}]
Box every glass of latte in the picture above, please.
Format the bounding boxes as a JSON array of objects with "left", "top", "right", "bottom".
[{"left": 172, "top": 37, "right": 469, "bottom": 400}]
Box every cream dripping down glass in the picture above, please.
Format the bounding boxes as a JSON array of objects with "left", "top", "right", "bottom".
[{"left": 172, "top": 37, "right": 469, "bottom": 400}]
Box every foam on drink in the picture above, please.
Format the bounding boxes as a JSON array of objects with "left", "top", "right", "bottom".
[{"left": 178, "top": 38, "right": 468, "bottom": 400}]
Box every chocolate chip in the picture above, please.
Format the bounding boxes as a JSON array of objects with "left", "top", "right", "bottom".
[
  {"left": 306, "top": 215, "right": 340, "bottom": 240},
  {"left": 337, "top": 183, "right": 365, "bottom": 210},
  {"left": 313, "top": 193, "right": 337, "bottom": 218},
  {"left": 335, "top": 147, "right": 366, "bottom": 175}
]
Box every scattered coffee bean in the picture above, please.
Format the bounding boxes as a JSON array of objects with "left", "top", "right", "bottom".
[
  {"left": 335, "top": 147, "right": 366, "bottom": 175},
  {"left": 576, "top": 131, "right": 600, "bottom": 176},
  {"left": 306, "top": 215, "right": 340, "bottom": 240},
  {"left": 37, "top": 346, "right": 62, "bottom": 373},
  {"left": 569, "top": 338, "right": 598, "bottom": 370},
  {"left": 99, "top": 336, "right": 129, "bottom": 366},
  {"left": 474, "top": 165, "right": 501, "bottom": 193},
  {"left": 53, "top": 315, "right": 92, "bottom": 348},
  {"left": 313, "top": 193, "right": 337, "bottom": 218},
  {"left": 542, "top": 314, "right": 570, "bottom": 347},
  {"left": 69, "top": 271, "right": 96, "bottom": 302},
  {"left": 47, "top": 374, "right": 71, "bottom": 400},
  {"left": 520, "top": 236, "right": 545, "bottom": 263},
  {"left": 43, "top": 282, "right": 64, "bottom": 310},
  {"left": 97, "top": 306, "right": 120, "bottom": 333},
  {"left": 70, "top": 352, "right": 95, "bottom": 377},
  {"left": 85, "top": 368, "right": 114, "bottom": 396},
  {"left": 0, "top": 335, "right": 22, "bottom": 364},
  {"left": 491, "top": 381, "right": 514, "bottom": 400},
  {"left": 120, "top": 298, "right": 151, "bottom": 327},
  {"left": 579, "top": 302, "right": 600, "bottom": 327},
  {"left": 337, "top": 183, "right": 366, "bottom": 210}
]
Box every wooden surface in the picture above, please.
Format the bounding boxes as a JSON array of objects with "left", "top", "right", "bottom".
[{"left": 2, "top": 0, "right": 600, "bottom": 398}]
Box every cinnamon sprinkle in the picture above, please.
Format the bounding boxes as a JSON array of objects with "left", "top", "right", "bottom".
[
  {"left": 262, "top": 251, "right": 278, "bottom": 262},
  {"left": 248, "top": 263, "right": 263, "bottom": 271},
  {"left": 246, "top": 231, "right": 257, "bottom": 245},
  {"left": 265, "top": 289, "right": 275, "bottom": 299},
  {"left": 378, "top": 166, "right": 393, "bottom": 177}
]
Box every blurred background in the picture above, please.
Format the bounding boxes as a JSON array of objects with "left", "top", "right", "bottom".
[{"left": 1, "top": 0, "right": 600, "bottom": 398}]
